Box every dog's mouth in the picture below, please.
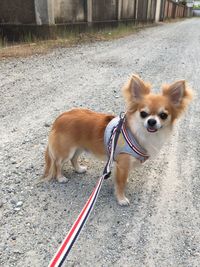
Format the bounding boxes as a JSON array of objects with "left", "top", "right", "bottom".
[{"left": 147, "top": 127, "right": 158, "bottom": 133}]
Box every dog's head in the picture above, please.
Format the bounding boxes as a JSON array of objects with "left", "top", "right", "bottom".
[{"left": 122, "top": 75, "right": 193, "bottom": 134}]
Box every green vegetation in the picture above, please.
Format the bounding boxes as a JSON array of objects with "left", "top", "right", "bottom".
[
  {"left": 0, "top": 22, "right": 155, "bottom": 59},
  {"left": 193, "top": 5, "right": 200, "bottom": 9},
  {"left": 0, "top": 36, "right": 7, "bottom": 48}
]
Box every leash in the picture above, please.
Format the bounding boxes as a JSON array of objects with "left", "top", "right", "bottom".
[{"left": 48, "top": 113, "right": 125, "bottom": 267}]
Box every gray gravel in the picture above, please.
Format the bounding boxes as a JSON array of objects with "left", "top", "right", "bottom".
[{"left": 0, "top": 18, "right": 200, "bottom": 267}]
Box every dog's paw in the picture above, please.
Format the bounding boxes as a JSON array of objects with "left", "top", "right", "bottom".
[
  {"left": 117, "top": 196, "right": 130, "bottom": 206},
  {"left": 75, "top": 165, "right": 87, "bottom": 174},
  {"left": 57, "top": 176, "right": 68, "bottom": 183}
]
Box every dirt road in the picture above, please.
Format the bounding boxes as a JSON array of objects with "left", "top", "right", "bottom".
[{"left": 0, "top": 18, "right": 200, "bottom": 267}]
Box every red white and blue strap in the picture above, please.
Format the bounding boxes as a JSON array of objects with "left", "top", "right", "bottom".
[
  {"left": 48, "top": 175, "right": 105, "bottom": 267},
  {"left": 48, "top": 113, "right": 125, "bottom": 267},
  {"left": 121, "top": 124, "right": 148, "bottom": 159}
]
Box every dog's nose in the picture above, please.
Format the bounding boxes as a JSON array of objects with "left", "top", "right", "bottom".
[{"left": 148, "top": 119, "right": 157, "bottom": 127}]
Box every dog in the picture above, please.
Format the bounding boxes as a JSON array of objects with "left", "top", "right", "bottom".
[{"left": 43, "top": 75, "right": 193, "bottom": 205}]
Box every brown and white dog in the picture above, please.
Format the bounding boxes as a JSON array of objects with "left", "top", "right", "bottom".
[{"left": 43, "top": 75, "right": 193, "bottom": 205}]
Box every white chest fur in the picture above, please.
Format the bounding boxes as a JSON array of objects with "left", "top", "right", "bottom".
[{"left": 128, "top": 116, "right": 172, "bottom": 159}]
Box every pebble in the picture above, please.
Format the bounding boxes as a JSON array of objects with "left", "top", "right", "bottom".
[
  {"left": 11, "top": 235, "right": 16, "bottom": 241},
  {"left": 13, "top": 249, "right": 23, "bottom": 254},
  {"left": 44, "top": 123, "right": 51, "bottom": 127},
  {"left": 14, "top": 207, "right": 21, "bottom": 211},
  {"left": 7, "top": 189, "right": 14, "bottom": 193},
  {"left": 43, "top": 204, "right": 48, "bottom": 211},
  {"left": 16, "top": 201, "right": 23, "bottom": 207}
]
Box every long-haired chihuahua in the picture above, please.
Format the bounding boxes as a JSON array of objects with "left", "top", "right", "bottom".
[{"left": 43, "top": 75, "right": 193, "bottom": 205}]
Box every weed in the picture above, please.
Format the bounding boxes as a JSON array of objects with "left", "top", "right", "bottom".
[{"left": 0, "top": 22, "right": 156, "bottom": 59}]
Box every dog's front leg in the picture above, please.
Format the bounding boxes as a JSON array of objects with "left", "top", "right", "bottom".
[{"left": 114, "top": 154, "right": 131, "bottom": 206}]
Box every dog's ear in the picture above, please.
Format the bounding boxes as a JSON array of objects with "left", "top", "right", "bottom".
[
  {"left": 162, "top": 80, "right": 193, "bottom": 120},
  {"left": 122, "top": 75, "right": 150, "bottom": 107},
  {"left": 163, "top": 80, "right": 186, "bottom": 106},
  {"left": 129, "top": 75, "right": 150, "bottom": 100},
  {"left": 162, "top": 80, "right": 193, "bottom": 106}
]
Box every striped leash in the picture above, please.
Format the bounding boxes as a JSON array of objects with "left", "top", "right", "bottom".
[{"left": 48, "top": 113, "right": 125, "bottom": 267}]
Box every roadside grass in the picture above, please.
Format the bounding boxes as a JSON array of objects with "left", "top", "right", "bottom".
[
  {"left": 0, "top": 18, "right": 191, "bottom": 60},
  {"left": 0, "top": 23, "right": 156, "bottom": 59},
  {"left": 164, "top": 17, "right": 193, "bottom": 23},
  {"left": 0, "top": 36, "right": 7, "bottom": 48},
  {"left": 1, "top": 17, "right": 191, "bottom": 60}
]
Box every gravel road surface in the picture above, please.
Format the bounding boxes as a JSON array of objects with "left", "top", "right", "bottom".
[{"left": 0, "top": 18, "right": 200, "bottom": 267}]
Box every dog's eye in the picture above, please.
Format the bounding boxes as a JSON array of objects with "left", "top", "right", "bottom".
[
  {"left": 159, "top": 112, "right": 168, "bottom": 120},
  {"left": 140, "top": 111, "right": 149, "bottom": 118}
]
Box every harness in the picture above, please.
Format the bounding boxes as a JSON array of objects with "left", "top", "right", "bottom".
[{"left": 104, "top": 115, "right": 149, "bottom": 163}]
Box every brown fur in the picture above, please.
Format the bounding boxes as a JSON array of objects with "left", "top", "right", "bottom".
[
  {"left": 43, "top": 74, "right": 193, "bottom": 205},
  {"left": 44, "top": 109, "right": 114, "bottom": 181}
]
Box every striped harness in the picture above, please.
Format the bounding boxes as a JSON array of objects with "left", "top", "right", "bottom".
[{"left": 104, "top": 116, "right": 149, "bottom": 163}]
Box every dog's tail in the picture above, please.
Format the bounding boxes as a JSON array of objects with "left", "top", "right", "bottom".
[{"left": 42, "top": 145, "right": 57, "bottom": 181}]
